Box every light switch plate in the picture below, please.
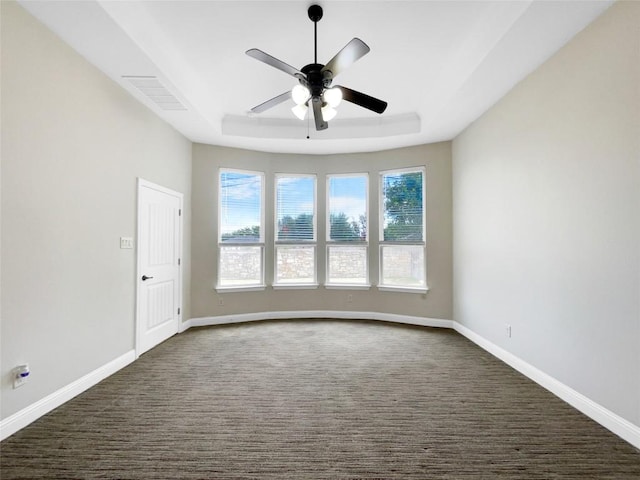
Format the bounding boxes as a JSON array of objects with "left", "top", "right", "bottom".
[{"left": 120, "top": 237, "right": 134, "bottom": 249}]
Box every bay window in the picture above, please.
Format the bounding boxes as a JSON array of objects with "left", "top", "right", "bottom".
[
  {"left": 275, "top": 174, "right": 317, "bottom": 286},
  {"left": 326, "top": 174, "right": 369, "bottom": 286},
  {"left": 217, "top": 169, "right": 264, "bottom": 289},
  {"left": 379, "top": 167, "right": 427, "bottom": 291}
]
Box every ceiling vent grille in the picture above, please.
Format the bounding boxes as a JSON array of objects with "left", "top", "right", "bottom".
[{"left": 122, "top": 76, "right": 187, "bottom": 111}]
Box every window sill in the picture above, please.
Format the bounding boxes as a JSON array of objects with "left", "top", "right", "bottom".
[
  {"left": 272, "top": 284, "right": 319, "bottom": 290},
  {"left": 325, "top": 284, "right": 371, "bottom": 290},
  {"left": 215, "top": 285, "right": 266, "bottom": 293},
  {"left": 377, "top": 285, "right": 429, "bottom": 294}
]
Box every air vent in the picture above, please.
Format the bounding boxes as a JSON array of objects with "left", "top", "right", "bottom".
[{"left": 122, "top": 76, "right": 187, "bottom": 111}]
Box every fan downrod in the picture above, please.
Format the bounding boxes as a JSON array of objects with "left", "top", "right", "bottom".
[{"left": 308, "top": 5, "right": 323, "bottom": 23}]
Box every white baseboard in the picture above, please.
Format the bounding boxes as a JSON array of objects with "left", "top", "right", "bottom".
[
  {"left": 0, "top": 350, "right": 135, "bottom": 441},
  {"left": 178, "top": 318, "right": 192, "bottom": 332},
  {"left": 453, "top": 322, "right": 640, "bottom": 450},
  {"left": 188, "top": 310, "right": 453, "bottom": 329}
]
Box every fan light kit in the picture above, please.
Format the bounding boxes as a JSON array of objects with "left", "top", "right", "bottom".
[{"left": 246, "top": 4, "right": 387, "bottom": 131}]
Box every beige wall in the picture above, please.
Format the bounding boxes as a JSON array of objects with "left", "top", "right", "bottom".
[
  {"left": 453, "top": 1, "right": 639, "bottom": 426},
  {"left": 191, "top": 143, "right": 453, "bottom": 320},
  {"left": 1, "top": 1, "right": 192, "bottom": 419}
]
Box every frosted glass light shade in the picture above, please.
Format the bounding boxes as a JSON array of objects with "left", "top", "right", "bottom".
[
  {"left": 292, "top": 85, "right": 311, "bottom": 105},
  {"left": 292, "top": 104, "right": 308, "bottom": 120},
  {"left": 323, "top": 88, "right": 342, "bottom": 108},
  {"left": 321, "top": 105, "right": 337, "bottom": 122}
]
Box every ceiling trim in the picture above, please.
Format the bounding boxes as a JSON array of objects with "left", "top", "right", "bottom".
[{"left": 222, "top": 113, "right": 420, "bottom": 140}]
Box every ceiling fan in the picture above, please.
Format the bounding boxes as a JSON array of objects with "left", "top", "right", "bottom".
[{"left": 246, "top": 4, "right": 388, "bottom": 131}]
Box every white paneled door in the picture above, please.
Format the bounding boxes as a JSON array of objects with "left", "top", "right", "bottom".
[{"left": 136, "top": 179, "right": 183, "bottom": 356}]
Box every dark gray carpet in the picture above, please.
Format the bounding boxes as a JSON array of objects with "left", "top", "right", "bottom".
[{"left": 1, "top": 320, "right": 639, "bottom": 479}]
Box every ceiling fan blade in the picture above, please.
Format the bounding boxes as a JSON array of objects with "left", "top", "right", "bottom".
[
  {"left": 311, "top": 96, "right": 328, "bottom": 130},
  {"left": 321, "top": 38, "right": 370, "bottom": 79},
  {"left": 250, "top": 91, "right": 291, "bottom": 114},
  {"left": 246, "top": 48, "right": 304, "bottom": 79},
  {"left": 336, "top": 86, "right": 388, "bottom": 114}
]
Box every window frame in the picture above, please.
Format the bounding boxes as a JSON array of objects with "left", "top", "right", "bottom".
[
  {"left": 216, "top": 168, "right": 266, "bottom": 292},
  {"left": 325, "top": 173, "right": 370, "bottom": 288},
  {"left": 378, "top": 166, "right": 428, "bottom": 293},
  {"left": 273, "top": 173, "right": 318, "bottom": 288}
]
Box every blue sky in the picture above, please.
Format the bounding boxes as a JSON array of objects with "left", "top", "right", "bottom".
[
  {"left": 328, "top": 175, "right": 367, "bottom": 223},
  {"left": 220, "top": 172, "right": 367, "bottom": 235},
  {"left": 276, "top": 176, "right": 315, "bottom": 220},
  {"left": 220, "top": 171, "right": 262, "bottom": 235}
]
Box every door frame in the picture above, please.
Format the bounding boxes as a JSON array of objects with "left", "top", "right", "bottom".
[{"left": 135, "top": 178, "right": 184, "bottom": 358}]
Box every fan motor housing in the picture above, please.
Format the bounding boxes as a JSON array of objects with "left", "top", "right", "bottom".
[{"left": 301, "top": 63, "right": 331, "bottom": 97}]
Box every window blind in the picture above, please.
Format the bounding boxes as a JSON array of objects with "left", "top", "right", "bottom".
[
  {"left": 381, "top": 170, "right": 424, "bottom": 242},
  {"left": 220, "top": 171, "right": 263, "bottom": 243},
  {"left": 276, "top": 175, "right": 315, "bottom": 241},
  {"left": 328, "top": 175, "right": 367, "bottom": 242}
]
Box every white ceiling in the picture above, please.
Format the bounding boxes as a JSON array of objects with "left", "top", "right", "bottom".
[{"left": 19, "top": 0, "right": 613, "bottom": 155}]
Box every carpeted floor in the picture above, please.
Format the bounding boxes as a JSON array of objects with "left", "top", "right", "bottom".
[{"left": 1, "top": 319, "right": 639, "bottom": 479}]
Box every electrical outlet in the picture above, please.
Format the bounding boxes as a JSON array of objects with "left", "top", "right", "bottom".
[
  {"left": 347, "top": 294, "right": 353, "bottom": 303},
  {"left": 506, "top": 324, "right": 512, "bottom": 338},
  {"left": 14, "top": 376, "right": 27, "bottom": 389},
  {"left": 218, "top": 297, "right": 224, "bottom": 306},
  {"left": 13, "top": 364, "right": 30, "bottom": 389}
]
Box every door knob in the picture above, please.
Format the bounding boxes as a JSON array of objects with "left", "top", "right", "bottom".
[{"left": 141, "top": 275, "right": 154, "bottom": 281}]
